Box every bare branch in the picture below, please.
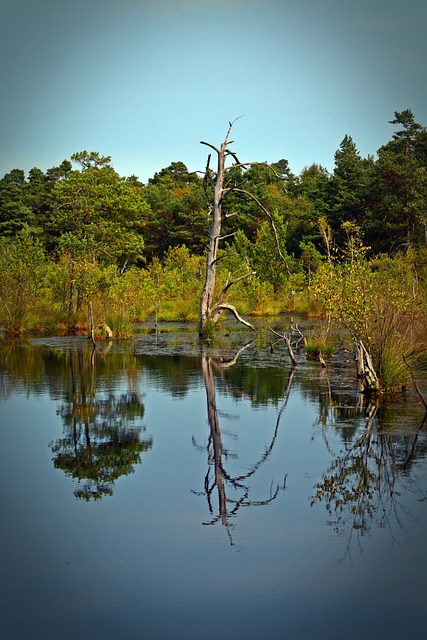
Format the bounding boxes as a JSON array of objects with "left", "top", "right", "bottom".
[
  {"left": 213, "top": 270, "right": 256, "bottom": 309},
  {"left": 224, "top": 162, "right": 251, "bottom": 172},
  {"left": 213, "top": 303, "right": 255, "bottom": 330},
  {"left": 290, "top": 322, "right": 307, "bottom": 348},
  {"left": 233, "top": 188, "right": 291, "bottom": 276},
  {"left": 210, "top": 251, "right": 239, "bottom": 266},
  {"left": 200, "top": 140, "right": 220, "bottom": 155},
  {"left": 268, "top": 327, "right": 298, "bottom": 366},
  {"left": 225, "top": 149, "right": 241, "bottom": 164},
  {"left": 218, "top": 231, "right": 238, "bottom": 242}
]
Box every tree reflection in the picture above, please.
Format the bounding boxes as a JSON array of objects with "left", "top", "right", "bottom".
[
  {"left": 194, "top": 343, "right": 288, "bottom": 545},
  {"left": 50, "top": 347, "right": 152, "bottom": 500},
  {"left": 311, "top": 380, "right": 427, "bottom": 556}
]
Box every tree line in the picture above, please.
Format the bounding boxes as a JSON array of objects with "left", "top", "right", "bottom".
[
  {"left": 0, "top": 109, "right": 426, "bottom": 390},
  {"left": 2, "top": 109, "right": 426, "bottom": 262}
]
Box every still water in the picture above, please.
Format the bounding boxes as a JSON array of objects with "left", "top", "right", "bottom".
[{"left": 1, "top": 328, "right": 426, "bottom": 640}]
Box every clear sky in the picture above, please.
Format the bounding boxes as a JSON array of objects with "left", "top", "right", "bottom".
[{"left": 1, "top": 0, "right": 426, "bottom": 182}]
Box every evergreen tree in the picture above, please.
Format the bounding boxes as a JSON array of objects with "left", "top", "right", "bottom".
[{"left": 0, "top": 169, "right": 35, "bottom": 236}]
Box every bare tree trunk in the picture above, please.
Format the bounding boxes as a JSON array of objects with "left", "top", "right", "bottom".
[
  {"left": 88, "top": 301, "right": 96, "bottom": 348},
  {"left": 199, "top": 129, "right": 229, "bottom": 335},
  {"left": 199, "top": 120, "right": 291, "bottom": 336},
  {"left": 198, "top": 121, "right": 267, "bottom": 336}
]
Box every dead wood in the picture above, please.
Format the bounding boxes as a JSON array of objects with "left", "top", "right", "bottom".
[
  {"left": 354, "top": 341, "right": 380, "bottom": 392},
  {"left": 88, "top": 302, "right": 96, "bottom": 348},
  {"left": 213, "top": 303, "right": 255, "bottom": 330},
  {"left": 268, "top": 326, "right": 298, "bottom": 366}
]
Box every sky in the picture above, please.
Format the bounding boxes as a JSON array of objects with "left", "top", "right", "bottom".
[{"left": 1, "top": 0, "right": 426, "bottom": 182}]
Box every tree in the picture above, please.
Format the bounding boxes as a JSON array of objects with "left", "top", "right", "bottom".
[
  {"left": 48, "top": 151, "right": 149, "bottom": 315},
  {"left": 143, "top": 165, "right": 207, "bottom": 258},
  {"left": 0, "top": 169, "right": 35, "bottom": 237},
  {"left": 329, "top": 136, "right": 375, "bottom": 245},
  {"left": 0, "top": 225, "right": 46, "bottom": 333},
  {"left": 198, "top": 120, "right": 289, "bottom": 336},
  {"left": 389, "top": 109, "right": 426, "bottom": 159},
  {"left": 365, "top": 110, "right": 427, "bottom": 251}
]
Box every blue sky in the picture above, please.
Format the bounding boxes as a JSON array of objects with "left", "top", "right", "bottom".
[{"left": 1, "top": 0, "right": 426, "bottom": 182}]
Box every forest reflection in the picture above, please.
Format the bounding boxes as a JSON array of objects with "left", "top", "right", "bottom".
[
  {"left": 50, "top": 346, "right": 152, "bottom": 500},
  {"left": 0, "top": 339, "right": 425, "bottom": 545},
  {"left": 311, "top": 369, "right": 427, "bottom": 555}
]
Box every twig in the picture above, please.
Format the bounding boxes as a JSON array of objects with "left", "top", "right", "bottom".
[{"left": 403, "top": 354, "right": 427, "bottom": 410}]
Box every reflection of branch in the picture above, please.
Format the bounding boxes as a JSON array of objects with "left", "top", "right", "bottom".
[
  {"left": 311, "top": 395, "right": 426, "bottom": 556},
  {"left": 197, "top": 345, "right": 287, "bottom": 544},
  {"left": 403, "top": 354, "right": 427, "bottom": 411},
  {"left": 230, "top": 367, "right": 295, "bottom": 485},
  {"left": 399, "top": 413, "right": 427, "bottom": 470},
  {"left": 213, "top": 341, "right": 253, "bottom": 368}
]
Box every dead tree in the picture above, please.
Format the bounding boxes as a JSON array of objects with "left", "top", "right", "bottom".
[{"left": 199, "top": 119, "right": 288, "bottom": 337}]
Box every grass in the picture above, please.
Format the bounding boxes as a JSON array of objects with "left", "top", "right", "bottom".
[{"left": 305, "top": 333, "right": 336, "bottom": 358}]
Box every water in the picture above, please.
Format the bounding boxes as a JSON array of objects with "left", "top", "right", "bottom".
[{"left": 1, "top": 329, "right": 426, "bottom": 640}]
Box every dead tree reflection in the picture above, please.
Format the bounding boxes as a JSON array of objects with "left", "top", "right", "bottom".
[
  {"left": 50, "top": 346, "right": 152, "bottom": 500},
  {"left": 311, "top": 382, "right": 427, "bottom": 557},
  {"left": 194, "top": 344, "right": 288, "bottom": 545}
]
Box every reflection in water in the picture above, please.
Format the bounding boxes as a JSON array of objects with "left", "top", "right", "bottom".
[
  {"left": 195, "top": 344, "right": 288, "bottom": 545},
  {"left": 0, "top": 335, "right": 426, "bottom": 638},
  {"left": 50, "top": 347, "right": 152, "bottom": 500},
  {"left": 311, "top": 372, "right": 427, "bottom": 557}
]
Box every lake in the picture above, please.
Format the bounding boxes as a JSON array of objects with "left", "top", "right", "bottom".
[{"left": 1, "top": 323, "right": 426, "bottom": 640}]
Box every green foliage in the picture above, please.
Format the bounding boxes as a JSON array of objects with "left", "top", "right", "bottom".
[
  {"left": 0, "top": 169, "right": 36, "bottom": 236},
  {"left": 0, "top": 110, "right": 426, "bottom": 341},
  {"left": 312, "top": 228, "right": 426, "bottom": 389},
  {"left": 144, "top": 163, "right": 207, "bottom": 257},
  {"left": 0, "top": 226, "right": 46, "bottom": 333},
  {"left": 198, "top": 316, "right": 216, "bottom": 340}
]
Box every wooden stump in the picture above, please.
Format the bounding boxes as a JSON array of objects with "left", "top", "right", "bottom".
[{"left": 355, "top": 341, "right": 380, "bottom": 392}]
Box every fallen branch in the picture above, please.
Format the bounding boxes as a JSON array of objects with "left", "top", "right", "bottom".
[
  {"left": 290, "top": 322, "right": 307, "bottom": 348},
  {"left": 213, "top": 303, "right": 255, "bottom": 330}
]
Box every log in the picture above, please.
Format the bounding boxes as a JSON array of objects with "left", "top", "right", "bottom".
[
  {"left": 355, "top": 341, "right": 380, "bottom": 392},
  {"left": 98, "top": 322, "right": 113, "bottom": 339}
]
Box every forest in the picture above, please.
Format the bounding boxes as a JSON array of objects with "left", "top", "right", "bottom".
[{"left": 1, "top": 109, "right": 426, "bottom": 391}]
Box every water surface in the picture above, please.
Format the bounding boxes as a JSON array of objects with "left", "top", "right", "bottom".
[{"left": 1, "top": 328, "right": 426, "bottom": 640}]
